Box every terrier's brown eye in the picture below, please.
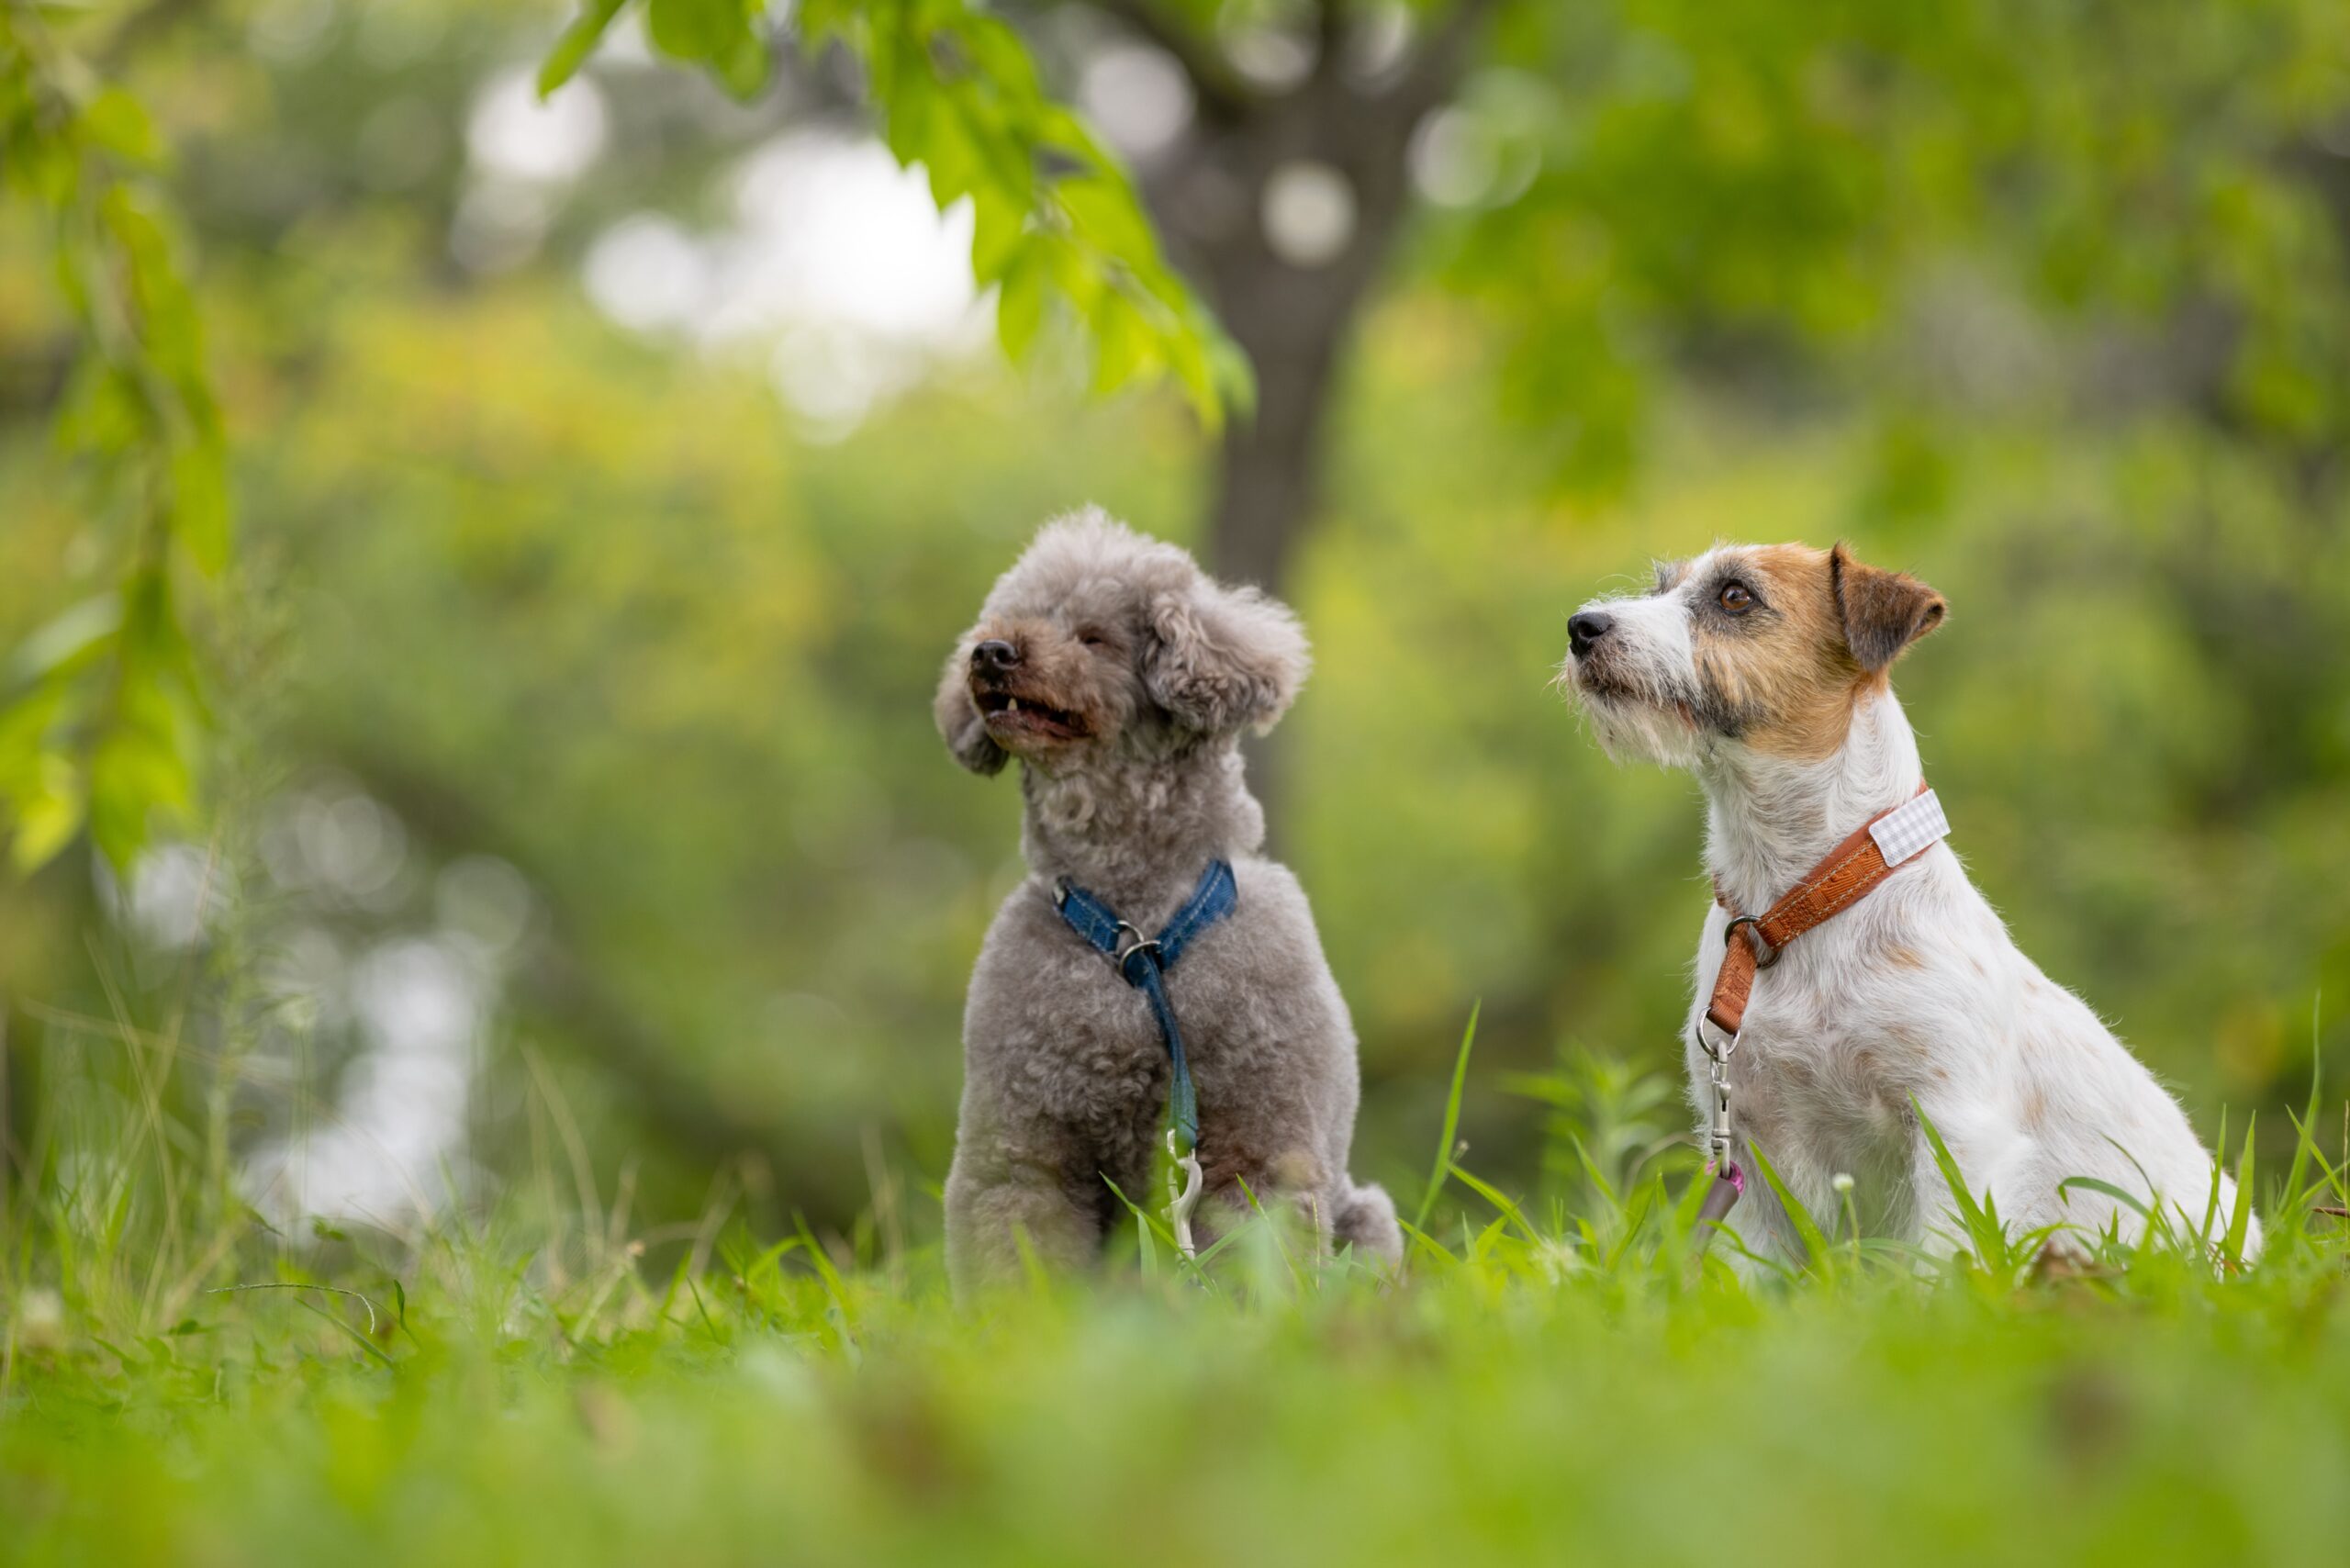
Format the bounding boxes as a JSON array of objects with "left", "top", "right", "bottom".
[{"left": 1718, "top": 583, "right": 1756, "bottom": 614}]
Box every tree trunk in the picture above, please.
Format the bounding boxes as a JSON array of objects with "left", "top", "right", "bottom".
[
  {"left": 1112, "top": 0, "right": 1494, "bottom": 593},
  {"left": 1171, "top": 90, "right": 1423, "bottom": 593},
  {"left": 1109, "top": 1, "right": 1491, "bottom": 829}
]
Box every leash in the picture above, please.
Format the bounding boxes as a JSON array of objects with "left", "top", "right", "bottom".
[
  {"left": 1690, "top": 781, "right": 1950, "bottom": 1257},
  {"left": 1052, "top": 858, "right": 1239, "bottom": 1258}
]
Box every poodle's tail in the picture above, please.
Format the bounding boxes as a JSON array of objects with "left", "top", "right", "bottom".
[{"left": 1332, "top": 1181, "right": 1404, "bottom": 1266}]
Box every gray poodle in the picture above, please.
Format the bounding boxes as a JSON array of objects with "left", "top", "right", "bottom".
[{"left": 934, "top": 510, "right": 1402, "bottom": 1293}]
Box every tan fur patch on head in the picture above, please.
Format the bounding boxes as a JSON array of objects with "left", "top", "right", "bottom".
[
  {"left": 1684, "top": 543, "right": 1947, "bottom": 760},
  {"left": 1689, "top": 544, "right": 1866, "bottom": 760}
]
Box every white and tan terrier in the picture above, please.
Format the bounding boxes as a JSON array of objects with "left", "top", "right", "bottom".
[{"left": 1561, "top": 542, "right": 2255, "bottom": 1265}]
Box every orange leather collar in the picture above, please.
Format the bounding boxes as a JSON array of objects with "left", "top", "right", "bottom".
[{"left": 1703, "top": 780, "right": 1935, "bottom": 1041}]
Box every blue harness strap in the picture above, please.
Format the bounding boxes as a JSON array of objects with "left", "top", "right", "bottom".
[{"left": 1051, "top": 859, "right": 1238, "bottom": 1155}]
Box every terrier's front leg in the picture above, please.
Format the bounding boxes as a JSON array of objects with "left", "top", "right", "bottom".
[{"left": 1904, "top": 1099, "right": 2038, "bottom": 1260}]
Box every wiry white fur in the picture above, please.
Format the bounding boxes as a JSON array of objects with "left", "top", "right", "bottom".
[
  {"left": 1564, "top": 588, "right": 1706, "bottom": 767},
  {"left": 1564, "top": 550, "right": 2257, "bottom": 1266}
]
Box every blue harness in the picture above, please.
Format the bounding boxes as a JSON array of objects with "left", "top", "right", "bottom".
[{"left": 1050, "top": 858, "right": 1238, "bottom": 1155}]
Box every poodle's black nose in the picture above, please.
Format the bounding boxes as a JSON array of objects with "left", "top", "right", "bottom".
[
  {"left": 972, "top": 639, "right": 1021, "bottom": 672},
  {"left": 1568, "top": 611, "right": 1615, "bottom": 657}
]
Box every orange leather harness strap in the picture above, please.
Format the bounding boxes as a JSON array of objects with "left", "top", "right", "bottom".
[{"left": 1703, "top": 780, "right": 1937, "bottom": 1040}]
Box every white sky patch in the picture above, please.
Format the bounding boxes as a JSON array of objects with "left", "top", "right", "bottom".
[
  {"left": 579, "top": 129, "right": 988, "bottom": 436},
  {"left": 466, "top": 68, "right": 608, "bottom": 185},
  {"left": 584, "top": 215, "right": 711, "bottom": 332},
  {"left": 722, "top": 131, "right": 979, "bottom": 342},
  {"left": 453, "top": 68, "right": 608, "bottom": 274}
]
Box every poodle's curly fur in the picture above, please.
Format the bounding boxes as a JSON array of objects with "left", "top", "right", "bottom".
[{"left": 935, "top": 510, "right": 1401, "bottom": 1294}]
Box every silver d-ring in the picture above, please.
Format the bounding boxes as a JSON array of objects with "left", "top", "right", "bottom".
[
  {"left": 1113, "top": 924, "right": 1160, "bottom": 975},
  {"left": 1724, "top": 914, "right": 1781, "bottom": 969},
  {"left": 1695, "top": 1015, "right": 1740, "bottom": 1063}
]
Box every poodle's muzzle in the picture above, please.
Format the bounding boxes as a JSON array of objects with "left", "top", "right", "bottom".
[{"left": 968, "top": 636, "right": 1090, "bottom": 743}]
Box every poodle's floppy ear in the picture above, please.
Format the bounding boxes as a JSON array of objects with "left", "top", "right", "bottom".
[
  {"left": 1142, "top": 577, "right": 1311, "bottom": 734},
  {"left": 934, "top": 636, "right": 1007, "bottom": 776},
  {"left": 1831, "top": 543, "right": 1947, "bottom": 674}
]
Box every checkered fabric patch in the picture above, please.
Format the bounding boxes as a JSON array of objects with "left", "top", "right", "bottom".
[{"left": 1869, "top": 788, "right": 1950, "bottom": 867}]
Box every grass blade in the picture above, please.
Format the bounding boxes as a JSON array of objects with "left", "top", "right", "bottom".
[
  {"left": 1745, "top": 1142, "right": 1835, "bottom": 1281},
  {"left": 1415, "top": 1003, "right": 1480, "bottom": 1234}
]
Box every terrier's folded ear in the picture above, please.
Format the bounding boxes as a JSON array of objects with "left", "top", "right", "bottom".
[
  {"left": 1831, "top": 543, "right": 1947, "bottom": 674},
  {"left": 934, "top": 634, "right": 1008, "bottom": 775},
  {"left": 1143, "top": 579, "right": 1311, "bottom": 735}
]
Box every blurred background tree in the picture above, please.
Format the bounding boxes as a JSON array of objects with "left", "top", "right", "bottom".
[{"left": 1, "top": 0, "right": 2345, "bottom": 1248}]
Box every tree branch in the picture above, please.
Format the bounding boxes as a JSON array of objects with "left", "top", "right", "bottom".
[
  {"left": 1393, "top": 0, "right": 1502, "bottom": 114},
  {"left": 1085, "top": 0, "right": 1257, "bottom": 122},
  {"left": 1312, "top": 0, "right": 1350, "bottom": 82}
]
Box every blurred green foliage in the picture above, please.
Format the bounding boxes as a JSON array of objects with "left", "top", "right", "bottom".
[
  {"left": 0, "top": 0, "right": 2345, "bottom": 1239},
  {"left": 2, "top": 3, "right": 228, "bottom": 872}
]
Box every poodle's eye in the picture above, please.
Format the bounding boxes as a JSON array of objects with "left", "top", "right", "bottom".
[
  {"left": 1076, "top": 629, "right": 1111, "bottom": 651},
  {"left": 1718, "top": 582, "right": 1757, "bottom": 615}
]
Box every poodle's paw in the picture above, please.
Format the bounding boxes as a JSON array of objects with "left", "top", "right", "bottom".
[{"left": 1333, "top": 1182, "right": 1404, "bottom": 1266}]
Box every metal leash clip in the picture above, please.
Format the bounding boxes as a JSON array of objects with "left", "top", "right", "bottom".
[
  {"left": 1706, "top": 1055, "right": 1735, "bottom": 1172},
  {"left": 1694, "top": 1017, "right": 1740, "bottom": 1172},
  {"left": 1166, "top": 1127, "right": 1203, "bottom": 1259}
]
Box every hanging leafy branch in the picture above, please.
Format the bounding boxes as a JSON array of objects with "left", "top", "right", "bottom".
[
  {"left": 539, "top": 0, "right": 1251, "bottom": 422},
  {"left": 0, "top": 0, "right": 1246, "bottom": 880},
  {"left": 1, "top": 2, "right": 225, "bottom": 874}
]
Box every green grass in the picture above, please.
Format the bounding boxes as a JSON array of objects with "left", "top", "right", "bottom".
[{"left": 3, "top": 1020, "right": 2348, "bottom": 1568}]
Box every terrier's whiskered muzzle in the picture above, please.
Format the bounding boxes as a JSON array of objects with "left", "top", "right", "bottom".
[{"left": 1556, "top": 591, "right": 1705, "bottom": 767}]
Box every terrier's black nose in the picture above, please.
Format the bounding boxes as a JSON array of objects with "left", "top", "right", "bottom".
[
  {"left": 971, "top": 639, "right": 1021, "bottom": 672},
  {"left": 1568, "top": 611, "right": 1615, "bottom": 657}
]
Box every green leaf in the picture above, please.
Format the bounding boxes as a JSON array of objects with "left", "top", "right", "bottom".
[
  {"left": 539, "top": 0, "right": 629, "bottom": 98},
  {"left": 968, "top": 186, "right": 1026, "bottom": 284},
  {"left": 1088, "top": 290, "right": 1157, "bottom": 396},
  {"left": 7, "top": 594, "right": 122, "bottom": 686},
  {"left": 647, "top": 0, "right": 770, "bottom": 98},
  {"left": 171, "top": 438, "right": 232, "bottom": 577},
  {"left": 1056, "top": 173, "right": 1160, "bottom": 265},
  {"left": 711, "top": 18, "right": 773, "bottom": 98},
  {"left": 8, "top": 754, "right": 85, "bottom": 874},
  {"left": 993, "top": 241, "right": 1048, "bottom": 361},
  {"left": 80, "top": 87, "right": 164, "bottom": 168}
]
